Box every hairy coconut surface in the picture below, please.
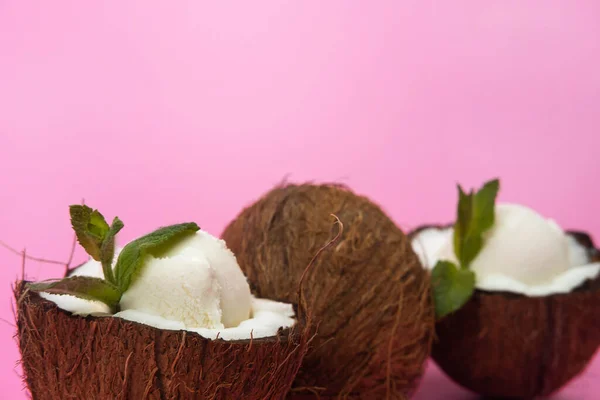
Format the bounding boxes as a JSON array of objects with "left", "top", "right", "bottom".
[
  {"left": 221, "top": 183, "right": 435, "bottom": 399},
  {"left": 411, "top": 227, "right": 600, "bottom": 399},
  {"left": 15, "top": 282, "right": 309, "bottom": 400}
]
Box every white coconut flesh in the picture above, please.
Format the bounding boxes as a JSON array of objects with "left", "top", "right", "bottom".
[
  {"left": 411, "top": 203, "right": 600, "bottom": 296},
  {"left": 39, "top": 231, "right": 295, "bottom": 341}
]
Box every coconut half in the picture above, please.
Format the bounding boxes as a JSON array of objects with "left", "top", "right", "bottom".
[
  {"left": 16, "top": 282, "right": 308, "bottom": 400},
  {"left": 221, "top": 183, "right": 435, "bottom": 399},
  {"left": 410, "top": 206, "right": 600, "bottom": 398},
  {"left": 16, "top": 230, "right": 310, "bottom": 399}
]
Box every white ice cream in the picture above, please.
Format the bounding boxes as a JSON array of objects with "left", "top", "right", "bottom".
[
  {"left": 155, "top": 230, "right": 252, "bottom": 328},
  {"left": 412, "top": 203, "right": 600, "bottom": 296},
  {"left": 119, "top": 253, "right": 224, "bottom": 329},
  {"left": 437, "top": 204, "right": 570, "bottom": 285},
  {"left": 40, "top": 229, "right": 294, "bottom": 340}
]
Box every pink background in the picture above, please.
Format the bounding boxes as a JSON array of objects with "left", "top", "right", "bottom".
[{"left": 1, "top": 1, "right": 599, "bottom": 398}]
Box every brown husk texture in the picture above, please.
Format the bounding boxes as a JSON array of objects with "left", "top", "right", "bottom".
[
  {"left": 221, "top": 183, "right": 435, "bottom": 399},
  {"left": 16, "top": 282, "right": 309, "bottom": 400},
  {"left": 413, "top": 226, "right": 600, "bottom": 399}
]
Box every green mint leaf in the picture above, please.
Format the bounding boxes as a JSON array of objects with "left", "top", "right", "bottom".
[
  {"left": 431, "top": 260, "right": 476, "bottom": 319},
  {"left": 473, "top": 179, "right": 500, "bottom": 233},
  {"left": 69, "top": 205, "right": 110, "bottom": 261},
  {"left": 113, "top": 222, "right": 200, "bottom": 292},
  {"left": 27, "top": 276, "right": 121, "bottom": 310},
  {"left": 99, "top": 217, "right": 124, "bottom": 285},
  {"left": 88, "top": 209, "right": 111, "bottom": 239},
  {"left": 453, "top": 178, "right": 500, "bottom": 268},
  {"left": 454, "top": 185, "right": 474, "bottom": 267}
]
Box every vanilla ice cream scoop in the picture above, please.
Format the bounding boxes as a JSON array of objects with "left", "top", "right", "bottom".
[
  {"left": 157, "top": 230, "right": 252, "bottom": 328},
  {"left": 119, "top": 253, "right": 224, "bottom": 328},
  {"left": 437, "top": 203, "right": 571, "bottom": 285}
]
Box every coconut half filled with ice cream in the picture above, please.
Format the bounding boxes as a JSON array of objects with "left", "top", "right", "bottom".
[
  {"left": 410, "top": 179, "right": 600, "bottom": 399},
  {"left": 16, "top": 205, "right": 309, "bottom": 400}
]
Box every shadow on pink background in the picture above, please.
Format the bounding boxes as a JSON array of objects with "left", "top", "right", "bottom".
[{"left": 1, "top": 1, "right": 598, "bottom": 398}]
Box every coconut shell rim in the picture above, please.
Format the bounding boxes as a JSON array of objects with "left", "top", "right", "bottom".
[
  {"left": 408, "top": 223, "right": 600, "bottom": 297},
  {"left": 17, "top": 280, "right": 304, "bottom": 346}
]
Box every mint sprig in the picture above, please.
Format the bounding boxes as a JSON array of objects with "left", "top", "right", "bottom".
[
  {"left": 28, "top": 277, "right": 121, "bottom": 308},
  {"left": 454, "top": 179, "right": 499, "bottom": 269},
  {"left": 27, "top": 205, "right": 200, "bottom": 313},
  {"left": 432, "top": 178, "right": 500, "bottom": 319},
  {"left": 69, "top": 205, "right": 125, "bottom": 284},
  {"left": 99, "top": 217, "right": 124, "bottom": 284},
  {"left": 69, "top": 205, "right": 110, "bottom": 261}
]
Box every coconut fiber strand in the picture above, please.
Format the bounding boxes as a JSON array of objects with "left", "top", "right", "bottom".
[
  {"left": 221, "top": 183, "right": 435, "bottom": 399},
  {"left": 15, "top": 282, "right": 309, "bottom": 400},
  {"left": 429, "top": 230, "right": 600, "bottom": 399}
]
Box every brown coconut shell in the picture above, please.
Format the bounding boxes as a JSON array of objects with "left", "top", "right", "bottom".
[
  {"left": 410, "top": 225, "right": 600, "bottom": 399},
  {"left": 221, "top": 183, "right": 435, "bottom": 399},
  {"left": 15, "top": 281, "right": 309, "bottom": 400}
]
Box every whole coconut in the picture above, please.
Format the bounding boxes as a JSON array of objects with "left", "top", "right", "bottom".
[{"left": 221, "top": 183, "right": 435, "bottom": 399}]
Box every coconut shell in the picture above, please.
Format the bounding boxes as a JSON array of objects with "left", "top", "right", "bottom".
[
  {"left": 15, "top": 281, "right": 309, "bottom": 400},
  {"left": 410, "top": 226, "right": 600, "bottom": 399},
  {"left": 221, "top": 183, "right": 435, "bottom": 399}
]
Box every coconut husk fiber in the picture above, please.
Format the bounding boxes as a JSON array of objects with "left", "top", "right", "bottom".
[
  {"left": 15, "top": 281, "right": 309, "bottom": 400},
  {"left": 221, "top": 183, "right": 435, "bottom": 399},
  {"left": 413, "top": 227, "right": 600, "bottom": 399}
]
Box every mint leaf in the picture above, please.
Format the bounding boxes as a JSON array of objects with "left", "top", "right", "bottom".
[
  {"left": 70, "top": 205, "right": 110, "bottom": 261},
  {"left": 473, "top": 179, "right": 499, "bottom": 232},
  {"left": 453, "top": 179, "right": 500, "bottom": 268},
  {"left": 27, "top": 276, "right": 121, "bottom": 311},
  {"left": 431, "top": 260, "right": 476, "bottom": 318},
  {"left": 114, "top": 222, "right": 200, "bottom": 292},
  {"left": 88, "top": 209, "right": 110, "bottom": 239},
  {"left": 431, "top": 178, "right": 499, "bottom": 319},
  {"left": 99, "top": 217, "right": 124, "bottom": 285}
]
